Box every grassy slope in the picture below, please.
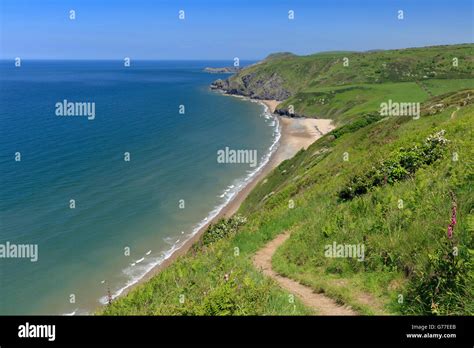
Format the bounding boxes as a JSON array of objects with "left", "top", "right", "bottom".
[
  {"left": 250, "top": 91, "right": 473, "bottom": 315},
  {"left": 102, "top": 45, "right": 473, "bottom": 315}
]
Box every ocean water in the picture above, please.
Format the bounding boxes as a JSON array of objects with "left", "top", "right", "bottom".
[{"left": 0, "top": 60, "right": 279, "bottom": 314}]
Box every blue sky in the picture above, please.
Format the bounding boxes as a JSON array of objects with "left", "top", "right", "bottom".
[{"left": 0, "top": 0, "right": 472, "bottom": 60}]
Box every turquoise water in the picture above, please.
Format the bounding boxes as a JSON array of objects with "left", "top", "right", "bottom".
[{"left": 0, "top": 60, "right": 278, "bottom": 314}]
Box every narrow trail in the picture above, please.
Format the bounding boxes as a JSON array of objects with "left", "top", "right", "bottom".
[{"left": 253, "top": 232, "right": 357, "bottom": 315}]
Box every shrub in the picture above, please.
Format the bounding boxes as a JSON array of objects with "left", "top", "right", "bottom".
[
  {"left": 330, "top": 113, "right": 382, "bottom": 139},
  {"left": 338, "top": 130, "right": 449, "bottom": 200},
  {"left": 200, "top": 215, "right": 247, "bottom": 247}
]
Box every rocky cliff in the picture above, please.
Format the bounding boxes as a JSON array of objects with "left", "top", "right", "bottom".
[{"left": 210, "top": 68, "right": 291, "bottom": 101}]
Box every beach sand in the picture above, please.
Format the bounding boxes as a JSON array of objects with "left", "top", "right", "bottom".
[{"left": 119, "top": 98, "right": 335, "bottom": 298}]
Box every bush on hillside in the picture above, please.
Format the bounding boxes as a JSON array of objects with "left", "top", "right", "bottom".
[
  {"left": 329, "top": 113, "right": 383, "bottom": 139},
  {"left": 338, "top": 130, "right": 449, "bottom": 200},
  {"left": 199, "top": 215, "right": 247, "bottom": 247}
]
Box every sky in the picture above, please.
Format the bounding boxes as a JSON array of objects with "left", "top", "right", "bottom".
[{"left": 0, "top": 0, "right": 472, "bottom": 60}]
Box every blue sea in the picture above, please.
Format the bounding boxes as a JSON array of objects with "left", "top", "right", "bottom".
[{"left": 0, "top": 60, "right": 279, "bottom": 314}]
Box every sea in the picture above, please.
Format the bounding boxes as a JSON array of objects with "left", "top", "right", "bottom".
[{"left": 0, "top": 60, "right": 279, "bottom": 314}]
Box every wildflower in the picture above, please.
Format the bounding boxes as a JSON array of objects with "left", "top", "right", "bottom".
[
  {"left": 447, "top": 196, "right": 457, "bottom": 239},
  {"left": 447, "top": 225, "right": 453, "bottom": 239}
]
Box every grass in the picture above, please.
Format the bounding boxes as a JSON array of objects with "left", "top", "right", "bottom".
[
  {"left": 424, "top": 78, "right": 474, "bottom": 95},
  {"left": 251, "top": 91, "right": 473, "bottom": 315},
  {"left": 280, "top": 82, "right": 430, "bottom": 123}
]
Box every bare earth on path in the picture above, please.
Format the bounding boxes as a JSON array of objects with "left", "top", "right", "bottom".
[{"left": 253, "top": 232, "right": 357, "bottom": 315}]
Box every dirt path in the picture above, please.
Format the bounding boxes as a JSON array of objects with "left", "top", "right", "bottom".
[{"left": 253, "top": 232, "right": 357, "bottom": 315}]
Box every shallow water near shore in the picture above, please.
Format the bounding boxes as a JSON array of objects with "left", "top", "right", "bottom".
[{"left": 0, "top": 60, "right": 278, "bottom": 314}]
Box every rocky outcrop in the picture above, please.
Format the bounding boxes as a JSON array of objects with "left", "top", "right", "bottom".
[
  {"left": 211, "top": 71, "right": 291, "bottom": 101},
  {"left": 274, "top": 108, "right": 306, "bottom": 118},
  {"left": 210, "top": 78, "right": 230, "bottom": 90}
]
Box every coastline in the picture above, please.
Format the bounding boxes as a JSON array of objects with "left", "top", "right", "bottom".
[{"left": 106, "top": 98, "right": 335, "bottom": 306}]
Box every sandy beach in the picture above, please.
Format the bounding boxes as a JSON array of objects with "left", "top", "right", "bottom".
[{"left": 119, "top": 98, "right": 334, "bottom": 298}]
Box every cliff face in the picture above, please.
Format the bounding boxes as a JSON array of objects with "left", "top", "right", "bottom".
[
  {"left": 210, "top": 65, "right": 305, "bottom": 117},
  {"left": 210, "top": 52, "right": 298, "bottom": 101},
  {"left": 211, "top": 71, "right": 291, "bottom": 101}
]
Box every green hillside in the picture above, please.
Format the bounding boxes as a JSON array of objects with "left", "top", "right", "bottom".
[
  {"left": 214, "top": 44, "right": 473, "bottom": 123},
  {"left": 102, "top": 44, "right": 473, "bottom": 316},
  {"left": 245, "top": 90, "right": 473, "bottom": 315}
]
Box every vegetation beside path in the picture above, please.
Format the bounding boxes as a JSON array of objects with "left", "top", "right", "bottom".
[{"left": 103, "top": 44, "right": 474, "bottom": 315}]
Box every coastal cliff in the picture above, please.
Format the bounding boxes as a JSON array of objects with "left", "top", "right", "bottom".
[
  {"left": 210, "top": 52, "right": 295, "bottom": 101},
  {"left": 211, "top": 72, "right": 291, "bottom": 101}
]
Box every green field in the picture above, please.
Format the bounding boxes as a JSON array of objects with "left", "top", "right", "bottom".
[
  {"left": 280, "top": 82, "right": 429, "bottom": 123},
  {"left": 102, "top": 44, "right": 473, "bottom": 316},
  {"left": 279, "top": 79, "right": 474, "bottom": 123}
]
